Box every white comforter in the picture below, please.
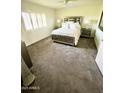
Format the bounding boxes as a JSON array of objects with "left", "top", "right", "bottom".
[{"left": 51, "top": 27, "right": 81, "bottom": 45}]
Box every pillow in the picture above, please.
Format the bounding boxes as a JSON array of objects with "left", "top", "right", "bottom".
[
  {"left": 62, "top": 23, "right": 68, "bottom": 29},
  {"left": 66, "top": 21, "right": 74, "bottom": 24},
  {"left": 69, "top": 23, "right": 76, "bottom": 29},
  {"left": 69, "top": 23, "right": 81, "bottom": 29},
  {"left": 62, "top": 22, "right": 73, "bottom": 29},
  {"left": 74, "top": 23, "right": 81, "bottom": 29},
  {"left": 62, "top": 22, "right": 80, "bottom": 29}
]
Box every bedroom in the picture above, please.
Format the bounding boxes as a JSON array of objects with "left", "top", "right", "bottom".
[{"left": 21, "top": 0, "right": 103, "bottom": 93}]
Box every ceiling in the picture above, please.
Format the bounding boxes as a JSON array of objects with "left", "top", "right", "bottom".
[{"left": 23, "top": 0, "right": 102, "bottom": 9}]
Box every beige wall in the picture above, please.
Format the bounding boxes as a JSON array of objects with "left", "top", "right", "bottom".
[
  {"left": 21, "top": 1, "right": 55, "bottom": 46},
  {"left": 55, "top": 3, "right": 102, "bottom": 26}
]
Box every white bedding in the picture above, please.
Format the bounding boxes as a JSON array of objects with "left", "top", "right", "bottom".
[{"left": 51, "top": 24, "right": 81, "bottom": 45}]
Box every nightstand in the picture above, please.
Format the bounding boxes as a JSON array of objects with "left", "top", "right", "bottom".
[{"left": 81, "top": 28, "right": 94, "bottom": 38}]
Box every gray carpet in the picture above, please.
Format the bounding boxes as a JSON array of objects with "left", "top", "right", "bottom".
[{"left": 22, "top": 37, "right": 103, "bottom": 93}]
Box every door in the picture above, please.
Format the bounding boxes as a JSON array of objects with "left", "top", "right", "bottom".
[{"left": 96, "top": 41, "right": 103, "bottom": 74}]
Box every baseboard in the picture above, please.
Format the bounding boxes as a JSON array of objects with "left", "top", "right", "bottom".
[{"left": 27, "top": 35, "right": 51, "bottom": 47}]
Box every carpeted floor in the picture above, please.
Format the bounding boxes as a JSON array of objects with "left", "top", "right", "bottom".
[{"left": 22, "top": 37, "right": 103, "bottom": 93}]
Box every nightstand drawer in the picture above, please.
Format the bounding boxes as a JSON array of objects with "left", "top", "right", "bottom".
[{"left": 81, "top": 28, "right": 91, "bottom": 37}]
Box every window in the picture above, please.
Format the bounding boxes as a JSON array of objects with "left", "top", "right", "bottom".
[
  {"left": 22, "top": 12, "right": 47, "bottom": 31},
  {"left": 21, "top": 12, "right": 33, "bottom": 30},
  {"left": 37, "top": 14, "right": 43, "bottom": 28},
  {"left": 30, "top": 13, "right": 38, "bottom": 29},
  {"left": 42, "top": 14, "right": 47, "bottom": 27}
]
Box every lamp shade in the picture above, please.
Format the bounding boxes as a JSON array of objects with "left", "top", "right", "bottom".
[
  {"left": 83, "top": 17, "right": 90, "bottom": 24},
  {"left": 57, "top": 19, "right": 61, "bottom": 23}
]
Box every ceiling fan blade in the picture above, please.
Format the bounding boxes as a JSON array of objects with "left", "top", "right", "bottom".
[
  {"left": 58, "top": 0, "right": 78, "bottom": 4},
  {"left": 58, "top": 0, "right": 67, "bottom": 4}
]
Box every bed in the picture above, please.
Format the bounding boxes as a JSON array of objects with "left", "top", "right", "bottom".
[{"left": 51, "top": 16, "right": 83, "bottom": 46}]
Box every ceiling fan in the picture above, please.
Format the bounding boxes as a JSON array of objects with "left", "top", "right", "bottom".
[{"left": 58, "top": 0, "right": 78, "bottom": 4}]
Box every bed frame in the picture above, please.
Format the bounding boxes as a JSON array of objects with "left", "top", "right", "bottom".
[
  {"left": 52, "top": 35, "right": 75, "bottom": 46},
  {"left": 52, "top": 16, "right": 83, "bottom": 46},
  {"left": 64, "top": 16, "right": 83, "bottom": 25}
]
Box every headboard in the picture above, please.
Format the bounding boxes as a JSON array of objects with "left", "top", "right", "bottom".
[{"left": 64, "top": 16, "right": 83, "bottom": 25}]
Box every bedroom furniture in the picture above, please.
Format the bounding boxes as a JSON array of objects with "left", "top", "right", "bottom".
[
  {"left": 51, "top": 16, "right": 82, "bottom": 46},
  {"left": 81, "top": 28, "right": 91, "bottom": 37},
  {"left": 21, "top": 40, "right": 33, "bottom": 68},
  {"left": 64, "top": 16, "right": 83, "bottom": 24},
  {"left": 81, "top": 28, "right": 95, "bottom": 38},
  {"left": 52, "top": 25, "right": 81, "bottom": 46},
  {"left": 52, "top": 34, "right": 75, "bottom": 46},
  {"left": 81, "top": 16, "right": 96, "bottom": 38}
]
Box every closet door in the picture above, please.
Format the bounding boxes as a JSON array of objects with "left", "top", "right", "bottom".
[
  {"left": 96, "top": 41, "right": 103, "bottom": 74},
  {"left": 21, "top": 41, "right": 32, "bottom": 68}
]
